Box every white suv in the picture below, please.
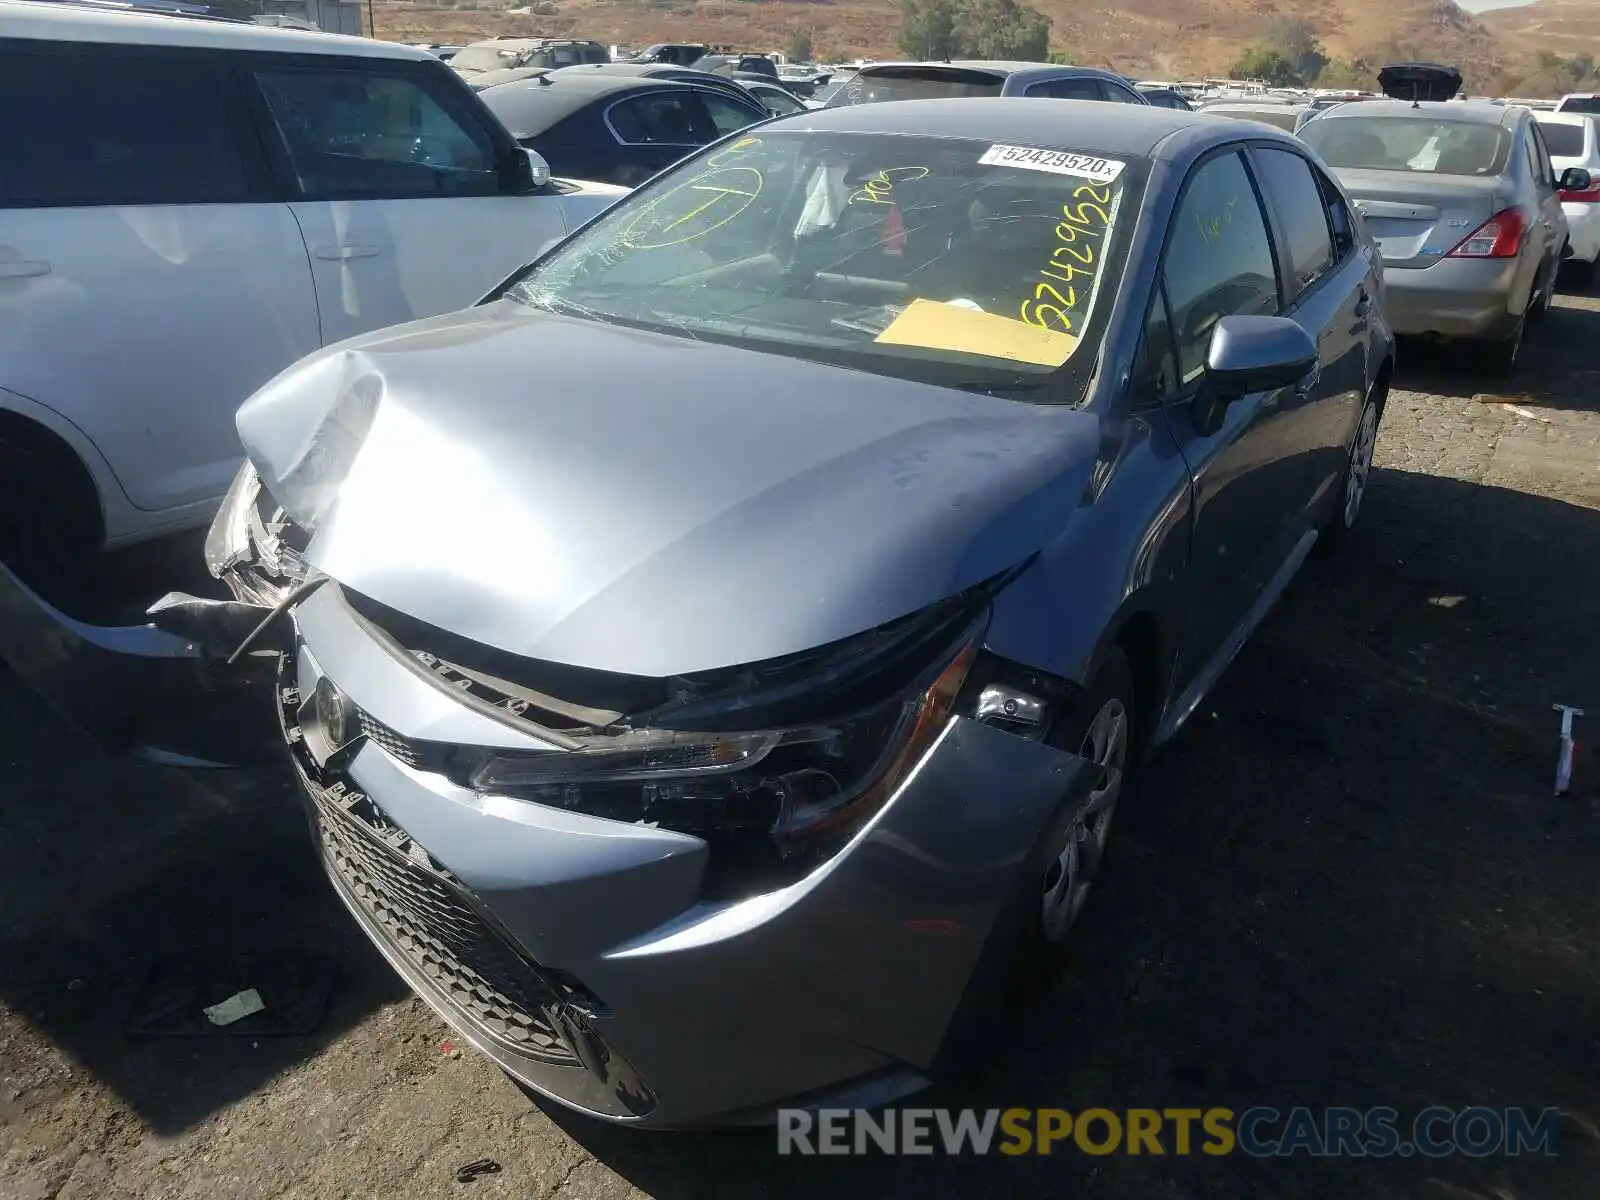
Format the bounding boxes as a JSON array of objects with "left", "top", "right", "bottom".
[{"left": 0, "top": 0, "right": 623, "bottom": 589}]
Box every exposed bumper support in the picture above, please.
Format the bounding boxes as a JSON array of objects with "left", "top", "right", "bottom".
[{"left": 0, "top": 562, "right": 279, "bottom": 763}]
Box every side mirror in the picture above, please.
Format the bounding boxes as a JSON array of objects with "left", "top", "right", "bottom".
[
  {"left": 523, "top": 147, "right": 552, "bottom": 188},
  {"left": 1193, "top": 315, "right": 1317, "bottom": 434},
  {"left": 1559, "top": 165, "right": 1592, "bottom": 193}
]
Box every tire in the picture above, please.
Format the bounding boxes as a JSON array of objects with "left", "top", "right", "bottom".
[
  {"left": 1320, "top": 387, "right": 1382, "bottom": 551},
  {"left": 993, "top": 647, "right": 1138, "bottom": 996},
  {"left": 932, "top": 647, "right": 1138, "bottom": 1077},
  {"left": 1528, "top": 264, "right": 1553, "bottom": 321},
  {"left": 1476, "top": 313, "right": 1524, "bottom": 376},
  {"left": 0, "top": 440, "right": 98, "bottom": 606},
  {"left": 1566, "top": 257, "right": 1596, "bottom": 289}
]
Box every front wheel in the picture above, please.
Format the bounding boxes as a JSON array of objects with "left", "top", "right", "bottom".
[
  {"left": 1023, "top": 648, "right": 1136, "bottom": 960},
  {"left": 932, "top": 647, "right": 1137, "bottom": 1077}
]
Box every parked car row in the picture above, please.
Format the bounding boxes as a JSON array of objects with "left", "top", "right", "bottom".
[{"left": 1201, "top": 63, "right": 1592, "bottom": 372}]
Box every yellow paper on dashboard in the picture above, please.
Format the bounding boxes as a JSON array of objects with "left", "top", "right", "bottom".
[{"left": 874, "top": 299, "right": 1078, "bottom": 367}]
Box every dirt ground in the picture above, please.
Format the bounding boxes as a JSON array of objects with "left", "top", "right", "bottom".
[{"left": 2, "top": 289, "right": 1598, "bottom": 1199}]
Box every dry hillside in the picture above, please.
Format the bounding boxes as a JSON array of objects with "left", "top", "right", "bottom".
[
  {"left": 372, "top": 0, "right": 1531, "bottom": 92},
  {"left": 1483, "top": 0, "right": 1600, "bottom": 57}
]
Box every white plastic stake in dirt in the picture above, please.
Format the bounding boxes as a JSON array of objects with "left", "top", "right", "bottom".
[
  {"left": 1554, "top": 704, "right": 1584, "bottom": 797},
  {"left": 204, "top": 988, "right": 266, "bottom": 1026}
]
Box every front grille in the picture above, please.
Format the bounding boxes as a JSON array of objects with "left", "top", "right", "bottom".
[
  {"left": 311, "top": 786, "right": 579, "bottom": 1064},
  {"left": 357, "top": 709, "right": 420, "bottom": 769}
]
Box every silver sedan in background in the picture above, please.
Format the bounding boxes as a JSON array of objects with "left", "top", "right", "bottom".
[{"left": 1300, "top": 100, "right": 1585, "bottom": 373}]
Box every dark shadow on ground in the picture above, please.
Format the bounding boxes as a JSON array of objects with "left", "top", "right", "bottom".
[
  {"left": 1394, "top": 296, "right": 1600, "bottom": 411},
  {"left": 0, "top": 665, "right": 406, "bottom": 1135},
  {"left": 541, "top": 470, "right": 1600, "bottom": 1199}
]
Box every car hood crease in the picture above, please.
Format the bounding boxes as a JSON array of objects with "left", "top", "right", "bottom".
[{"left": 236, "top": 302, "right": 1102, "bottom": 678}]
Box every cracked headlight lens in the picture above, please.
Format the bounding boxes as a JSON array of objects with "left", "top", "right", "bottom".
[
  {"left": 204, "top": 459, "right": 260, "bottom": 577},
  {"left": 465, "top": 635, "right": 978, "bottom": 857}
]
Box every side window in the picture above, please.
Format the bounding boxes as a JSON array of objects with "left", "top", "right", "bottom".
[
  {"left": 1132, "top": 287, "right": 1180, "bottom": 405},
  {"left": 1162, "top": 150, "right": 1280, "bottom": 387},
  {"left": 700, "top": 92, "right": 765, "bottom": 136},
  {"left": 1317, "top": 170, "right": 1357, "bottom": 262},
  {"left": 1103, "top": 82, "right": 1145, "bottom": 104},
  {"left": 1252, "top": 147, "right": 1334, "bottom": 291},
  {"left": 1530, "top": 125, "right": 1556, "bottom": 187},
  {"left": 0, "top": 47, "right": 248, "bottom": 207},
  {"left": 253, "top": 64, "right": 501, "bottom": 199},
  {"left": 1028, "top": 78, "right": 1105, "bottom": 101},
  {"left": 608, "top": 93, "right": 705, "bottom": 145}
]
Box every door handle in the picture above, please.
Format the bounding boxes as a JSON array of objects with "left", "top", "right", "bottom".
[
  {"left": 0, "top": 259, "right": 51, "bottom": 279},
  {"left": 313, "top": 245, "right": 381, "bottom": 261}
]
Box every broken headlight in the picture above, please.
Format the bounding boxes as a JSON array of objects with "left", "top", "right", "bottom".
[
  {"left": 204, "top": 459, "right": 261, "bottom": 577},
  {"left": 461, "top": 611, "right": 982, "bottom": 889}
]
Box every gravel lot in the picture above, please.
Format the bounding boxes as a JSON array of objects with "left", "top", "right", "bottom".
[{"left": 2, "top": 292, "right": 1598, "bottom": 1200}]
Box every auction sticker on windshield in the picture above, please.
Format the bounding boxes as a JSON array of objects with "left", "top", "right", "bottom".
[{"left": 978, "top": 145, "right": 1125, "bottom": 184}]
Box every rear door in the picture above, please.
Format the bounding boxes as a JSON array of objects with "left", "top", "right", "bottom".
[
  {"left": 1527, "top": 120, "right": 1566, "bottom": 266},
  {"left": 0, "top": 38, "right": 317, "bottom": 515},
  {"left": 1247, "top": 145, "right": 1370, "bottom": 511},
  {"left": 241, "top": 53, "right": 568, "bottom": 346}
]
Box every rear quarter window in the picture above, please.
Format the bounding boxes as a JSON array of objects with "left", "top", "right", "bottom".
[
  {"left": 0, "top": 44, "right": 249, "bottom": 207},
  {"left": 827, "top": 68, "right": 1004, "bottom": 106},
  {"left": 1539, "top": 121, "right": 1586, "bottom": 158}
]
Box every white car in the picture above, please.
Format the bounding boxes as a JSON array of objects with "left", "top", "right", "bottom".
[
  {"left": 0, "top": 0, "right": 623, "bottom": 589},
  {"left": 1555, "top": 93, "right": 1600, "bottom": 115},
  {"left": 1535, "top": 111, "right": 1600, "bottom": 279}
]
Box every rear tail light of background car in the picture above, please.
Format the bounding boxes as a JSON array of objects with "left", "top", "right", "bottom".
[
  {"left": 1559, "top": 183, "right": 1600, "bottom": 203},
  {"left": 1447, "top": 208, "right": 1526, "bottom": 258}
]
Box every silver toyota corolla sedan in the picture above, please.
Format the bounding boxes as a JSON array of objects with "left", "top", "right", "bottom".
[
  {"left": 1300, "top": 99, "right": 1584, "bottom": 372},
  {"left": 195, "top": 99, "right": 1393, "bottom": 1128}
]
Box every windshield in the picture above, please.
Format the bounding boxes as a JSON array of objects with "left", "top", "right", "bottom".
[
  {"left": 1558, "top": 96, "right": 1600, "bottom": 114},
  {"left": 826, "top": 68, "right": 1005, "bottom": 107},
  {"left": 504, "top": 131, "right": 1140, "bottom": 394},
  {"left": 1301, "top": 116, "right": 1510, "bottom": 176},
  {"left": 1539, "top": 121, "right": 1586, "bottom": 157},
  {"left": 451, "top": 45, "right": 522, "bottom": 73}
]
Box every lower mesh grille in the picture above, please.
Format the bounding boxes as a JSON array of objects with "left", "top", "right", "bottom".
[
  {"left": 357, "top": 709, "right": 420, "bottom": 769},
  {"left": 312, "top": 787, "right": 578, "bottom": 1064}
]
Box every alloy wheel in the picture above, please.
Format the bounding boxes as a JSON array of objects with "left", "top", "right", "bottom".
[{"left": 1040, "top": 697, "right": 1129, "bottom": 943}]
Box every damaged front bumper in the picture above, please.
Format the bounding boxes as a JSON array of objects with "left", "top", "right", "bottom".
[
  {"left": 0, "top": 559, "right": 280, "bottom": 763},
  {"left": 277, "top": 581, "right": 1096, "bottom": 1127}
]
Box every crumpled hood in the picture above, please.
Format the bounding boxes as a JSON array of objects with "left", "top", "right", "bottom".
[{"left": 236, "top": 301, "right": 1102, "bottom": 677}]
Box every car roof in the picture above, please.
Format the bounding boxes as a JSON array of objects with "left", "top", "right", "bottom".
[
  {"left": 1204, "top": 101, "right": 1305, "bottom": 112},
  {"left": 854, "top": 59, "right": 1120, "bottom": 79},
  {"left": 479, "top": 72, "right": 726, "bottom": 136},
  {"left": 781, "top": 96, "right": 1237, "bottom": 159},
  {"left": 1536, "top": 110, "right": 1592, "bottom": 127},
  {"left": 0, "top": 0, "right": 433, "bottom": 59},
  {"left": 1315, "top": 98, "right": 1515, "bottom": 126}
]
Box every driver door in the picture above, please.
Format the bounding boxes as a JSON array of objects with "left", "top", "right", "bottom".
[
  {"left": 243, "top": 55, "right": 567, "bottom": 345},
  {"left": 1151, "top": 149, "right": 1310, "bottom": 694}
]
